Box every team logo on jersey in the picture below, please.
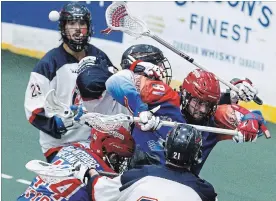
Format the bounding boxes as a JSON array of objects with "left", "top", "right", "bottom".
[
  {"left": 30, "top": 83, "right": 42, "bottom": 98},
  {"left": 159, "top": 116, "right": 172, "bottom": 122},
  {"left": 57, "top": 146, "right": 100, "bottom": 169}
]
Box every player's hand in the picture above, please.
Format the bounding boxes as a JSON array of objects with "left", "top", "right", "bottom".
[
  {"left": 73, "top": 161, "right": 91, "bottom": 184},
  {"left": 55, "top": 105, "right": 86, "bottom": 134},
  {"left": 230, "top": 78, "right": 258, "bottom": 103},
  {"left": 138, "top": 111, "right": 162, "bottom": 131},
  {"left": 233, "top": 119, "right": 259, "bottom": 143},
  {"left": 233, "top": 112, "right": 271, "bottom": 143},
  {"left": 140, "top": 62, "right": 165, "bottom": 80},
  {"left": 130, "top": 61, "right": 165, "bottom": 81},
  {"left": 77, "top": 56, "right": 97, "bottom": 74}
]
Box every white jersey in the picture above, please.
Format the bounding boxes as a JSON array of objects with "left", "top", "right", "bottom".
[
  {"left": 24, "top": 44, "right": 115, "bottom": 155},
  {"left": 89, "top": 165, "right": 217, "bottom": 201}
]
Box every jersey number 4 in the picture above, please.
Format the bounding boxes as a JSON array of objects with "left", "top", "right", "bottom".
[{"left": 48, "top": 178, "right": 82, "bottom": 200}]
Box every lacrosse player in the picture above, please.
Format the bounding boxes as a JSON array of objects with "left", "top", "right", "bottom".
[
  {"left": 24, "top": 2, "right": 114, "bottom": 162},
  {"left": 76, "top": 56, "right": 129, "bottom": 116},
  {"left": 105, "top": 44, "right": 270, "bottom": 175},
  {"left": 106, "top": 45, "right": 185, "bottom": 167},
  {"left": 179, "top": 69, "right": 270, "bottom": 174},
  {"left": 75, "top": 125, "right": 218, "bottom": 201},
  {"left": 17, "top": 127, "right": 135, "bottom": 201}
]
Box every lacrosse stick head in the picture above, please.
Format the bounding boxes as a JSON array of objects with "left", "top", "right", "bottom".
[
  {"left": 44, "top": 89, "right": 72, "bottom": 118},
  {"left": 25, "top": 160, "right": 75, "bottom": 183},
  {"left": 80, "top": 113, "right": 133, "bottom": 133},
  {"left": 105, "top": 2, "right": 150, "bottom": 37}
]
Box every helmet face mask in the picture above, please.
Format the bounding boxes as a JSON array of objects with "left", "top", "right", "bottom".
[
  {"left": 156, "top": 57, "right": 172, "bottom": 85},
  {"left": 181, "top": 90, "right": 217, "bottom": 121},
  {"left": 181, "top": 69, "right": 220, "bottom": 122},
  {"left": 90, "top": 128, "right": 135, "bottom": 174},
  {"left": 59, "top": 3, "right": 93, "bottom": 52},
  {"left": 187, "top": 97, "right": 213, "bottom": 119},
  {"left": 121, "top": 44, "right": 172, "bottom": 85},
  {"left": 104, "top": 153, "right": 130, "bottom": 173}
]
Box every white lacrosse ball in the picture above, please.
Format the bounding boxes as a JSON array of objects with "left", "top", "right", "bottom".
[{"left": 49, "top": 10, "right": 60, "bottom": 22}]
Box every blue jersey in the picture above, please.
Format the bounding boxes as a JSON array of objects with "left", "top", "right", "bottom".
[
  {"left": 106, "top": 70, "right": 185, "bottom": 166},
  {"left": 192, "top": 127, "right": 218, "bottom": 175},
  {"left": 17, "top": 141, "right": 114, "bottom": 201},
  {"left": 106, "top": 70, "right": 221, "bottom": 174}
]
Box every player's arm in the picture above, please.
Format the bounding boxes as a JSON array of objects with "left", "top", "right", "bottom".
[
  {"left": 214, "top": 104, "right": 270, "bottom": 142},
  {"left": 106, "top": 70, "right": 162, "bottom": 131},
  {"left": 86, "top": 171, "right": 122, "bottom": 201},
  {"left": 218, "top": 90, "right": 232, "bottom": 105},
  {"left": 74, "top": 165, "right": 147, "bottom": 201},
  {"left": 24, "top": 61, "right": 77, "bottom": 139},
  {"left": 24, "top": 61, "right": 62, "bottom": 138},
  {"left": 105, "top": 69, "right": 148, "bottom": 116},
  {"left": 219, "top": 78, "right": 258, "bottom": 105}
]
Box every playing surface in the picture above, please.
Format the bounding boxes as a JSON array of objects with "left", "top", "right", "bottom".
[{"left": 2, "top": 50, "right": 276, "bottom": 201}]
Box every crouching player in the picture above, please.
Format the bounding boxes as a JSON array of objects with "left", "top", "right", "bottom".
[{"left": 17, "top": 127, "right": 135, "bottom": 201}]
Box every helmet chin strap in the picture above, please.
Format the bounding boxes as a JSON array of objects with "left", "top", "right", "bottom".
[
  {"left": 68, "top": 39, "right": 86, "bottom": 52},
  {"left": 62, "top": 27, "right": 90, "bottom": 52}
]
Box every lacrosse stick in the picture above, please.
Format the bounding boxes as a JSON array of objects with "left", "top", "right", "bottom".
[
  {"left": 81, "top": 112, "right": 239, "bottom": 136},
  {"left": 103, "top": 2, "right": 262, "bottom": 105},
  {"left": 43, "top": 89, "right": 132, "bottom": 133},
  {"left": 44, "top": 89, "right": 73, "bottom": 118},
  {"left": 127, "top": 55, "right": 136, "bottom": 62},
  {"left": 43, "top": 91, "right": 238, "bottom": 136},
  {"left": 26, "top": 160, "right": 119, "bottom": 181}
]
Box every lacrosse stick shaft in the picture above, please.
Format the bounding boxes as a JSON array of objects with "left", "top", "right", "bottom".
[
  {"left": 127, "top": 55, "right": 136, "bottom": 62},
  {"left": 98, "top": 170, "right": 119, "bottom": 177},
  {"left": 105, "top": 2, "right": 262, "bottom": 105},
  {"left": 149, "top": 34, "right": 262, "bottom": 105},
  {"left": 82, "top": 112, "right": 238, "bottom": 136},
  {"left": 132, "top": 117, "right": 238, "bottom": 136},
  {"left": 26, "top": 160, "right": 119, "bottom": 178}
]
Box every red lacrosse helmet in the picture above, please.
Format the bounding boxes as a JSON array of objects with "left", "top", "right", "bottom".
[
  {"left": 90, "top": 127, "right": 135, "bottom": 173},
  {"left": 181, "top": 69, "right": 221, "bottom": 120}
]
